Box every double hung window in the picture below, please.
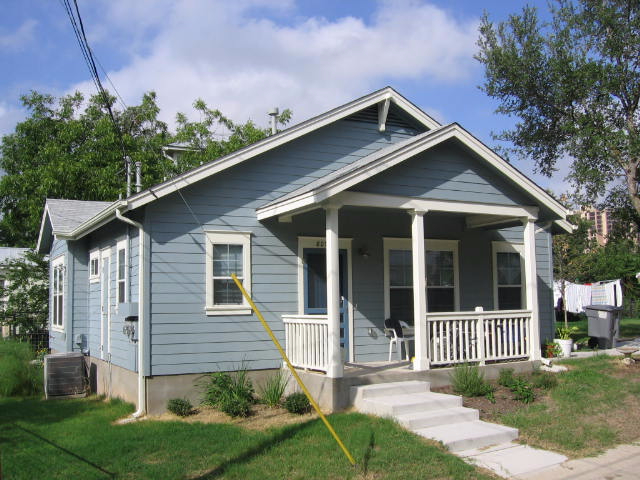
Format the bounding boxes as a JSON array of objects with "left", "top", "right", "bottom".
[
  {"left": 492, "top": 242, "right": 524, "bottom": 310},
  {"left": 205, "top": 231, "right": 252, "bottom": 315},
  {"left": 52, "top": 256, "right": 65, "bottom": 330}
]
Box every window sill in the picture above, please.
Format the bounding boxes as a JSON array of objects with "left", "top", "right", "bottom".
[
  {"left": 89, "top": 277, "right": 99, "bottom": 284},
  {"left": 205, "top": 306, "right": 252, "bottom": 316},
  {"left": 51, "top": 325, "right": 64, "bottom": 333}
]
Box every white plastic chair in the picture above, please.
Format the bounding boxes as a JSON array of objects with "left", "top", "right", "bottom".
[{"left": 384, "top": 318, "right": 414, "bottom": 361}]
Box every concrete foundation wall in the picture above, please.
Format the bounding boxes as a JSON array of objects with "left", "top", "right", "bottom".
[
  {"left": 86, "top": 356, "right": 138, "bottom": 406},
  {"left": 145, "top": 368, "right": 281, "bottom": 415}
]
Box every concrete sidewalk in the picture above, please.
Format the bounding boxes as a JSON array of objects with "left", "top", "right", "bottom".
[{"left": 517, "top": 443, "right": 640, "bottom": 480}]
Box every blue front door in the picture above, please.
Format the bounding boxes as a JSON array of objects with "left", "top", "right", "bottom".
[{"left": 303, "top": 248, "right": 349, "bottom": 358}]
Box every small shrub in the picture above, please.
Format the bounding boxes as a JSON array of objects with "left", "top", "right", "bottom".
[
  {"left": 498, "top": 368, "right": 516, "bottom": 388},
  {"left": 259, "top": 370, "right": 288, "bottom": 408},
  {"left": 511, "top": 378, "right": 535, "bottom": 404},
  {"left": 284, "top": 392, "right": 310, "bottom": 414},
  {"left": 167, "top": 398, "right": 194, "bottom": 417},
  {"left": 532, "top": 371, "right": 558, "bottom": 390},
  {"left": 0, "top": 340, "right": 42, "bottom": 397},
  {"left": 485, "top": 390, "right": 496, "bottom": 404},
  {"left": 450, "top": 363, "right": 493, "bottom": 397},
  {"left": 202, "top": 366, "right": 255, "bottom": 418},
  {"left": 543, "top": 340, "right": 562, "bottom": 358}
]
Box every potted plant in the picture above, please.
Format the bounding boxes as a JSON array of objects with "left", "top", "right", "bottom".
[
  {"left": 543, "top": 339, "right": 562, "bottom": 358},
  {"left": 555, "top": 326, "right": 578, "bottom": 358}
]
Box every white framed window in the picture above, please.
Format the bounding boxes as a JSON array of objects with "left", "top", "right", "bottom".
[
  {"left": 383, "top": 238, "right": 460, "bottom": 324},
  {"left": 116, "top": 239, "right": 127, "bottom": 304},
  {"left": 89, "top": 250, "right": 100, "bottom": 283},
  {"left": 52, "top": 255, "right": 65, "bottom": 331},
  {"left": 205, "top": 231, "right": 252, "bottom": 315},
  {"left": 492, "top": 241, "right": 525, "bottom": 310}
]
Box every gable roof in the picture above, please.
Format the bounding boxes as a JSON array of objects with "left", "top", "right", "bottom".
[
  {"left": 256, "top": 123, "right": 570, "bottom": 225},
  {"left": 37, "top": 199, "right": 115, "bottom": 252}
]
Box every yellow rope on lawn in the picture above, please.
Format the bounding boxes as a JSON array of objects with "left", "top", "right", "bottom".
[{"left": 230, "top": 274, "right": 356, "bottom": 466}]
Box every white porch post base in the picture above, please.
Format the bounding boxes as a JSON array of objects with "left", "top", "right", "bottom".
[
  {"left": 410, "top": 210, "right": 429, "bottom": 371},
  {"left": 523, "top": 217, "right": 541, "bottom": 361},
  {"left": 325, "top": 206, "right": 343, "bottom": 378}
]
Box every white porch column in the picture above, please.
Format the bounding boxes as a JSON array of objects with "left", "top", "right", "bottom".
[
  {"left": 523, "top": 217, "right": 541, "bottom": 360},
  {"left": 325, "top": 205, "right": 343, "bottom": 378},
  {"left": 410, "top": 209, "right": 430, "bottom": 371}
]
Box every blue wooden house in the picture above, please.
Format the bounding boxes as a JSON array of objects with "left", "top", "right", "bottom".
[{"left": 37, "top": 87, "right": 572, "bottom": 414}]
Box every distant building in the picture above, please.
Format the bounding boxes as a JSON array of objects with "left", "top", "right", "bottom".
[{"left": 577, "top": 208, "right": 613, "bottom": 246}]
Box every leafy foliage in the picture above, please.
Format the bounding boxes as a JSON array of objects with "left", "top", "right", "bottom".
[
  {"left": 202, "top": 368, "right": 255, "bottom": 418},
  {"left": 0, "top": 249, "right": 48, "bottom": 334},
  {"left": 167, "top": 398, "right": 194, "bottom": 417},
  {"left": 450, "top": 363, "right": 493, "bottom": 397},
  {"left": 0, "top": 91, "right": 291, "bottom": 246},
  {"left": 283, "top": 392, "right": 311, "bottom": 414},
  {"left": 258, "top": 370, "right": 288, "bottom": 408},
  {"left": 497, "top": 368, "right": 516, "bottom": 388},
  {"left": 477, "top": 0, "right": 640, "bottom": 219},
  {"left": 0, "top": 339, "right": 42, "bottom": 397},
  {"left": 510, "top": 378, "right": 536, "bottom": 404}
]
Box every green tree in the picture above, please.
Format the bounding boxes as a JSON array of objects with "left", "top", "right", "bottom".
[
  {"left": 0, "top": 91, "right": 171, "bottom": 246},
  {"left": 171, "top": 99, "right": 291, "bottom": 173},
  {"left": 0, "top": 250, "right": 49, "bottom": 335},
  {"left": 477, "top": 0, "right": 640, "bottom": 220},
  {"left": 553, "top": 213, "right": 595, "bottom": 327}
]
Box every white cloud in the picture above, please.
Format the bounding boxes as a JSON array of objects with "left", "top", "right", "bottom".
[
  {"left": 70, "top": 0, "right": 479, "bottom": 128},
  {"left": 0, "top": 103, "right": 25, "bottom": 137},
  {"left": 0, "top": 19, "right": 37, "bottom": 51}
]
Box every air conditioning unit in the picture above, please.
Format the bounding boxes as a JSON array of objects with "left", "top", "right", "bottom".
[{"left": 44, "top": 352, "right": 87, "bottom": 398}]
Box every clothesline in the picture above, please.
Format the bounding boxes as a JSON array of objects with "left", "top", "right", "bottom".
[{"left": 553, "top": 279, "right": 623, "bottom": 313}]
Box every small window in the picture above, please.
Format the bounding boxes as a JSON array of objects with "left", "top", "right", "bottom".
[
  {"left": 205, "top": 231, "right": 252, "bottom": 315},
  {"left": 492, "top": 242, "right": 524, "bottom": 310},
  {"left": 89, "top": 251, "right": 100, "bottom": 282},
  {"left": 52, "top": 256, "right": 65, "bottom": 330},
  {"left": 117, "top": 240, "right": 127, "bottom": 304}
]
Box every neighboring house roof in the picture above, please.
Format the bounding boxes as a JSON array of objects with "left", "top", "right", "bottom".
[
  {"left": 256, "top": 123, "right": 570, "bottom": 224},
  {"left": 0, "top": 247, "right": 29, "bottom": 265}
]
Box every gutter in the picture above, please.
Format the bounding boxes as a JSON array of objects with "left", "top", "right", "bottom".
[{"left": 115, "top": 207, "right": 146, "bottom": 418}]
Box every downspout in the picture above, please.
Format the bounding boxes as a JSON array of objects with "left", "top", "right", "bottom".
[{"left": 115, "top": 207, "right": 146, "bottom": 417}]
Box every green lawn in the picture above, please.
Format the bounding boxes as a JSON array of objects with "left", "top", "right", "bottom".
[
  {"left": 0, "top": 396, "right": 495, "bottom": 480},
  {"left": 554, "top": 317, "right": 640, "bottom": 343},
  {"left": 496, "top": 355, "right": 640, "bottom": 457}
]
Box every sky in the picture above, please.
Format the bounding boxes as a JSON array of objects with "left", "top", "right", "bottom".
[{"left": 0, "top": 0, "right": 571, "bottom": 194}]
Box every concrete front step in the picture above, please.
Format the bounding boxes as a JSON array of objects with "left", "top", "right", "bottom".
[
  {"left": 415, "top": 420, "right": 519, "bottom": 452},
  {"left": 358, "top": 391, "right": 462, "bottom": 417},
  {"left": 395, "top": 406, "right": 479, "bottom": 429},
  {"left": 350, "top": 380, "right": 430, "bottom": 405}
]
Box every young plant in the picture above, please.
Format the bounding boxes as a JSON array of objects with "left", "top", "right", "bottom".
[
  {"left": 497, "top": 368, "right": 516, "bottom": 388},
  {"left": 450, "top": 363, "right": 493, "bottom": 397},
  {"left": 543, "top": 340, "right": 562, "bottom": 358},
  {"left": 284, "top": 392, "right": 311, "bottom": 414},
  {"left": 555, "top": 326, "right": 579, "bottom": 340},
  {"left": 510, "top": 378, "right": 535, "bottom": 404},
  {"left": 259, "top": 370, "right": 288, "bottom": 408},
  {"left": 202, "top": 365, "right": 255, "bottom": 418},
  {"left": 167, "top": 398, "right": 194, "bottom": 417}
]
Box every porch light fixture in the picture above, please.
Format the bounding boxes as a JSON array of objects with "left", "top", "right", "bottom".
[{"left": 358, "top": 247, "right": 370, "bottom": 258}]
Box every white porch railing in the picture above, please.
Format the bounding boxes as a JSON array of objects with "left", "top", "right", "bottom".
[
  {"left": 283, "top": 315, "right": 329, "bottom": 372},
  {"left": 428, "top": 310, "right": 532, "bottom": 366}
]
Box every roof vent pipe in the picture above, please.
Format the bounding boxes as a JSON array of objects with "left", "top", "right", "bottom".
[
  {"left": 268, "top": 107, "right": 279, "bottom": 135},
  {"left": 126, "top": 156, "right": 132, "bottom": 197},
  {"left": 135, "top": 161, "right": 142, "bottom": 193}
]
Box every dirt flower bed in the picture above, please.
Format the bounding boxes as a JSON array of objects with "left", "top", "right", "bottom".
[{"left": 152, "top": 403, "right": 318, "bottom": 431}]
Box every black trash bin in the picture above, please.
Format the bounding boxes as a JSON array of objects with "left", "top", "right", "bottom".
[{"left": 584, "top": 305, "right": 622, "bottom": 349}]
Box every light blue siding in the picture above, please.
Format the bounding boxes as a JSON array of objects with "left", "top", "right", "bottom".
[
  {"left": 48, "top": 239, "right": 68, "bottom": 353},
  {"left": 147, "top": 116, "right": 419, "bottom": 375},
  {"left": 351, "top": 140, "right": 533, "bottom": 207}
]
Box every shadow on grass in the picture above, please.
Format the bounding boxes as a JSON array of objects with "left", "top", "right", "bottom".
[
  {"left": 11, "top": 422, "right": 116, "bottom": 478},
  {"left": 191, "top": 418, "right": 354, "bottom": 479}
]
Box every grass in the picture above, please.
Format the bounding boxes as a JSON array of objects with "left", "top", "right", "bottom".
[
  {"left": 497, "top": 355, "right": 640, "bottom": 457},
  {"left": 555, "top": 317, "right": 640, "bottom": 342},
  {"left": 0, "top": 340, "right": 42, "bottom": 397},
  {"left": 0, "top": 396, "right": 495, "bottom": 480}
]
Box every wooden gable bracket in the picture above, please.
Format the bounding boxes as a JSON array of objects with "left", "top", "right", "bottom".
[{"left": 378, "top": 97, "right": 391, "bottom": 132}]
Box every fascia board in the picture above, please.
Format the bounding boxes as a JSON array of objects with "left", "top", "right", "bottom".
[
  {"left": 125, "top": 88, "right": 439, "bottom": 212},
  {"left": 554, "top": 219, "right": 577, "bottom": 233}
]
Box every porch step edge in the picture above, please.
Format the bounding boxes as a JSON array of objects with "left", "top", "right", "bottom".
[
  {"left": 395, "top": 406, "right": 479, "bottom": 429},
  {"left": 349, "top": 380, "right": 430, "bottom": 405},
  {"left": 415, "top": 421, "right": 519, "bottom": 452},
  {"left": 357, "top": 391, "right": 462, "bottom": 416}
]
